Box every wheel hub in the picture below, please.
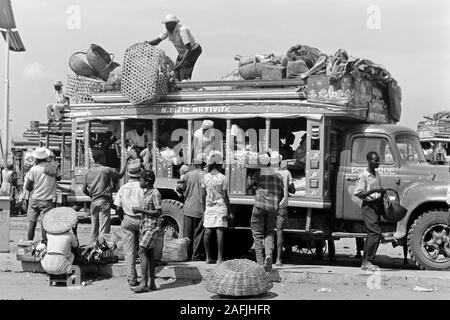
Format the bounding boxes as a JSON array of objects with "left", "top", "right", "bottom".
[{"left": 422, "top": 224, "right": 450, "bottom": 263}]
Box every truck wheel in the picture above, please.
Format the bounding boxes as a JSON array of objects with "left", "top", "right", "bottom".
[
  {"left": 161, "top": 199, "right": 184, "bottom": 239},
  {"left": 407, "top": 210, "right": 450, "bottom": 270}
]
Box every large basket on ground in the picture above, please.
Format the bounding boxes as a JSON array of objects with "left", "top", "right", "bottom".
[
  {"left": 65, "top": 74, "right": 103, "bottom": 103},
  {"left": 121, "top": 42, "right": 169, "bottom": 104},
  {"left": 205, "top": 259, "right": 273, "bottom": 297}
]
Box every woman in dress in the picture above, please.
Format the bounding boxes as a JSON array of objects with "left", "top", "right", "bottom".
[{"left": 202, "top": 153, "right": 231, "bottom": 264}]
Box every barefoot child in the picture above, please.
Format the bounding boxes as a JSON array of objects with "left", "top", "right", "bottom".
[{"left": 131, "top": 170, "right": 164, "bottom": 293}]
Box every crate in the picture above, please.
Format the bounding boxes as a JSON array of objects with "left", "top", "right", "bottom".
[{"left": 16, "top": 241, "right": 34, "bottom": 257}]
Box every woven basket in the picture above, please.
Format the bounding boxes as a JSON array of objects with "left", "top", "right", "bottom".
[
  {"left": 43, "top": 207, "right": 78, "bottom": 234},
  {"left": 66, "top": 74, "right": 104, "bottom": 103},
  {"left": 205, "top": 259, "right": 273, "bottom": 297},
  {"left": 121, "top": 42, "right": 169, "bottom": 104}
]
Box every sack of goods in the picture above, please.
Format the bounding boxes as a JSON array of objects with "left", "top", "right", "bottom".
[
  {"left": 162, "top": 237, "right": 190, "bottom": 262},
  {"left": 122, "top": 42, "right": 170, "bottom": 104},
  {"left": 284, "top": 44, "right": 326, "bottom": 79},
  {"left": 236, "top": 53, "right": 284, "bottom": 80}
]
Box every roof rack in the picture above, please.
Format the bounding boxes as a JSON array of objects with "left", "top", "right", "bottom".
[{"left": 173, "top": 78, "right": 305, "bottom": 89}]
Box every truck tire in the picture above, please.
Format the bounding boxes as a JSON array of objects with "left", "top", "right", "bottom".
[
  {"left": 161, "top": 199, "right": 184, "bottom": 239},
  {"left": 407, "top": 210, "right": 450, "bottom": 270}
]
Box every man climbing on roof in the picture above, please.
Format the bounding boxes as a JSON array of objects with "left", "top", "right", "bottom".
[
  {"left": 47, "top": 80, "right": 70, "bottom": 124},
  {"left": 147, "top": 14, "right": 202, "bottom": 81}
]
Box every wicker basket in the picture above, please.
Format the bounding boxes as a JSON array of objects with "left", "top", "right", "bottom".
[
  {"left": 121, "top": 42, "right": 169, "bottom": 104},
  {"left": 66, "top": 74, "right": 104, "bottom": 103},
  {"left": 43, "top": 207, "right": 78, "bottom": 234},
  {"left": 205, "top": 259, "right": 273, "bottom": 297}
]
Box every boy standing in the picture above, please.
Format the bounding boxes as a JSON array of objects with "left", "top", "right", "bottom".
[{"left": 131, "top": 170, "right": 163, "bottom": 293}]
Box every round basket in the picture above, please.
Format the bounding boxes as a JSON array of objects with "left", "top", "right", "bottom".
[
  {"left": 69, "top": 52, "right": 97, "bottom": 78},
  {"left": 205, "top": 259, "right": 273, "bottom": 297},
  {"left": 43, "top": 207, "right": 78, "bottom": 234}
]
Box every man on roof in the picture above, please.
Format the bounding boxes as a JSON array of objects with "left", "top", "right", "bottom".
[
  {"left": 47, "top": 80, "right": 70, "bottom": 123},
  {"left": 147, "top": 14, "right": 202, "bottom": 81}
]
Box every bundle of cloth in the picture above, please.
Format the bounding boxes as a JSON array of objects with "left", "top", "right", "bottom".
[
  {"left": 236, "top": 53, "right": 284, "bottom": 80},
  {"left": 80, "top": 236, "right": 116, "bottom": 264},
  {"left": 284, "top": 44, "right": 327, "bottom": 79}
]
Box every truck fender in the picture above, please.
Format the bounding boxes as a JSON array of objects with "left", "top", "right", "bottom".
[{"left": 399, "top": 181, "right": 450, "bottom": 224}]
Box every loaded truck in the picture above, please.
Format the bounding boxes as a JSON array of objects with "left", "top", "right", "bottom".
[{"left": 55, "top": 76, "right": 450, "bottom": 271}]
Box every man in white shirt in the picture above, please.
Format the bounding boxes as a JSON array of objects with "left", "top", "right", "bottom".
[
  {"left": 47, "top": 80, "right": 70, "bottom": 123},
  {"left": 148, "top": 14, "right": 202, "bottom": 81},
  {"left": 25, "top": 147, "right": 61, "bottom": 243},
  {"left": 114, "top": 160, "right": 144, "bottom": 287},
  {"left": 126, "top": 123, "right": 152, "bottom": 154}
]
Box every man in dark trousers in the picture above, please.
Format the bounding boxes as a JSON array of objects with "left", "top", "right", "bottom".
[
  {"left": 353, "top": 151, "right": 386, "bottom": 271},
  {"left": 148, "top": 14, "right": 202, "bottom": 81},
  {"left": 248, "top": 151, "right": 284, "bottom": 272},
  {"left": 180, "top": 159, "right": 206, "bottom": 261},
  {"left": 83, "top": 150, "right": 128, "bottom": 244}
]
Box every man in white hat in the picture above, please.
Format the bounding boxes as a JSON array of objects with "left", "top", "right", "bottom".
[
  {"left": 47, "top": 80, "right": 70, "bottom": 123},
  {"left": 147, "top": 14, "right": 202, "bottom": 81},
  {"left": 193, "top": 120, "right": 223, "bottom": 162},
  {"left": 24, "top": 147, "right": 61, "bottom": 243}
]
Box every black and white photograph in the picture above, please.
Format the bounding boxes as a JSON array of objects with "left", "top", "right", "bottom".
[{"left": 0, "top": 0, "right": 449, "bottom": 309}]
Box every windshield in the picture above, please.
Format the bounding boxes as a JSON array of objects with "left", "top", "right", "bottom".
[{"left": 395, "top": 134, "right": 427, "bottom": 163}]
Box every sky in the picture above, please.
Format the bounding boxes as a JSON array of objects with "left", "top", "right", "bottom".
[{"left": 1, "top": 0, "right": 449, "bottom": 141}]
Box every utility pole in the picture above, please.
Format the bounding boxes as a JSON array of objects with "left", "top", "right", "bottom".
[
  {"left": 0, "top": 0, "right": 26, "bottom": 164},
  {"left": 3, "top": 31, "right": 10, "bottom": 164}
]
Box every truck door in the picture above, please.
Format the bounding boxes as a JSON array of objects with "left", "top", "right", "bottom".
[{"left": 339, "top": 135, "right": 399, "bottom": 221}]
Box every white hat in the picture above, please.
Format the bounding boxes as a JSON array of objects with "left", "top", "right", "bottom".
[
  {"left": 162, "top": 14, "right": 180, "bottom": 24},
  {"left": 270, "top": 151, "right": 283, "bottom": 164},
  {"left": 201, "top": 120, "right": 214, "bottom": 130},
  {"left": 31, "top": 147, "right": 51, "bottom": 160},
  {"left": 54, "top": 80, "right": 63, "bottom": 87}
]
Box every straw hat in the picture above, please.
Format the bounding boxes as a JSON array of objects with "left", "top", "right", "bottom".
[
  {"left": 54, "top": 80, "right": 63, "bottom": 87},
  {"left": 31, "top": 147, "right": 51, "bottom": 160},
  {"left": 43, "top": 207, "right": 78, "bottom": 234},
  {"left": 127, "top": 159, "right": 143, "bottom": 178},
  {"left": 161, "top": 14, "right": 180, "bottom": 24},
  {"left": 205, "top": 259, "right": 273, "bottom": 297}
]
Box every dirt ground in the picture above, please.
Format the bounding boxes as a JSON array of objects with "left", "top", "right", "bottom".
[{"left": 0, "top": 271, "right": 449, "bottom": 300}]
